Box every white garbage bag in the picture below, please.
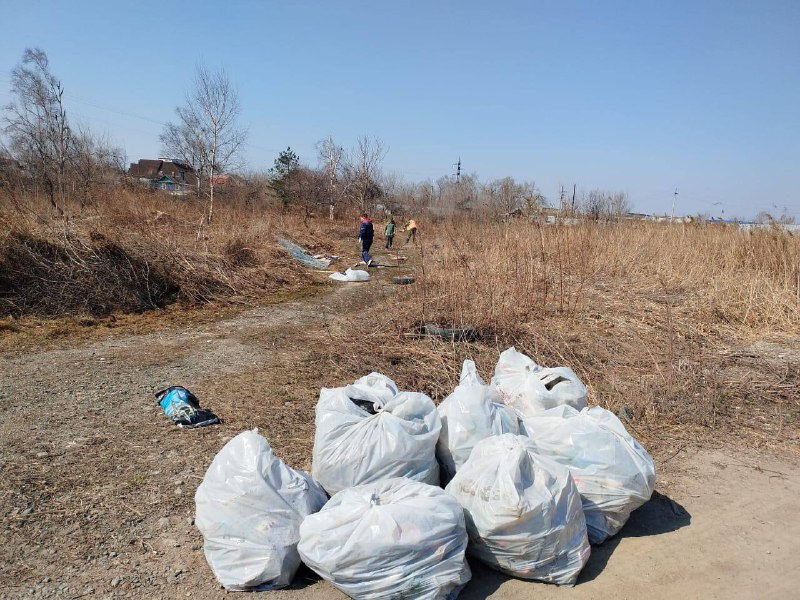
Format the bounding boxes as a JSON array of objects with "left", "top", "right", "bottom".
[
  {"left": 520, "top": 406, "right": 656, "bottom": 543},
  {"left": 436, "top": 360, "right": 519, "bottom": 481},
  {"left": 312, "top": 373, "right": 441, "bottom": 496},
  {"left": 445, "top": 434, "right": 590, "bottom": 585},
  {"left": 329, "top": 268, "right": 370, "bottom": 282},
  {"left": 194, "top": 429, "right": 327, "bottom": 590},
  {"left": 492, "top": 347, "right": 588, "bottom": 417},
  {"left": 298, "top": 477, "right": 472, "bottom": 600}
]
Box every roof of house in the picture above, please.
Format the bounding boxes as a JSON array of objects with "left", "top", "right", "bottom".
[{"left": 128, "top": 159, "right": 197, "bottom": 186}]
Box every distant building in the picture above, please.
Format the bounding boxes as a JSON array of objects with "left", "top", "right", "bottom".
[{"left": 128, "top": 158, "right": 198, "bottom": 193}]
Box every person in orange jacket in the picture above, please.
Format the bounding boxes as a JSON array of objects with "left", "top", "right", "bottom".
[{"left": 404, "top": 218, "right": 418, "bottom": 244}]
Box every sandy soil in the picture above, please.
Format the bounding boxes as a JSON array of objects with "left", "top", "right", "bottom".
[{"left": 1, "top": 280, "right": 798, "bottom": 599}]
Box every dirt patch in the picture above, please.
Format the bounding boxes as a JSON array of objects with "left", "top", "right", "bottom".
[{"left": 1, "top": 257, "right": 798, "bottom": 599}]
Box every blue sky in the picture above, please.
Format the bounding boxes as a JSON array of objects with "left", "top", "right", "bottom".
[{"left": 1, "top": 0, "right": 798, "bottom": 218}]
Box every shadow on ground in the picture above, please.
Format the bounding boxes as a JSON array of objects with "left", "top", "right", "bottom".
[{"left": 460, "top": 491, "right": 691, "bottom": 599}]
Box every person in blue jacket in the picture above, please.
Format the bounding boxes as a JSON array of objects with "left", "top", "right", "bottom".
[{"left": 358, "top": 212, "right": 374, "bottom": 266}]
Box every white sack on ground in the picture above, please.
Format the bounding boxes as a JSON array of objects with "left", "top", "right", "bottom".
[
  {"left": 436, "top": 359, "right": 519, "bottom": 481},
  {"left": 492, "top": 346, "right": 588, "bottom": 417},
  {"left": 194, "top": 429, "right": 327, "bottom": 590},
  {"left": 446, "top": 434, "right": 590, "bottom": 585},
  {"left": 520, "top": 406, "right": 656, "bottom": 543},
  {"left": 311, "top": 372, "right": 441, "bottom": 496},
  {"left": 329, "top": 268, "right": 370, "bottom": 282},
  {"left": 298, "top": 477, "right": 472, "bottom": 600}
]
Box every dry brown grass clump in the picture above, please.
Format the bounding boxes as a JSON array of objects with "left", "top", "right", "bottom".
[
  {"left": 410, "top": 219, "right": 800, "bottom": 336},
  {"left": 317, "top": 219, "right": 799, "bottom": 455},
  {"left": 0, "top": 189, "right": 355, "bottom": 317}
]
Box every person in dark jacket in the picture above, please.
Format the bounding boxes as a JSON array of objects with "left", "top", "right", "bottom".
[
  {"left": 358, "top": 213, "right": 374, "bottom": 266},
  {"left": 384, "top": 217, "right": 396, "bottom": 249}
]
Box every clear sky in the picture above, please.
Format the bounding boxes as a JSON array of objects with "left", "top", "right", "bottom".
[{"left": 1, "top": 0, "right": 798, "bottom": 218}]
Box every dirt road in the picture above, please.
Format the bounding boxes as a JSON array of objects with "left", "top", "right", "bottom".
[{"left": 1, "top": 281, "right": 798, "bottom": 599}]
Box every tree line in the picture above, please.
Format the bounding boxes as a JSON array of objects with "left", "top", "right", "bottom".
[{"left": 1, "top": 47, "right": 633, "bottom": 222}]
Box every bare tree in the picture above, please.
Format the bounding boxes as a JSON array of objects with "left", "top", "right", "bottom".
[
  {"left": 161, "top": 65, "right": 247, "bottom": 224},
  {"left": 484, "top": 177, "right": 541, "bottom": 219},
  {"left": 3, "top": 48, "right": 73, "bottom": 213},
  {"left": 344, "top": 135, "right": 386, "bottom": 212},
  {"left": 316, "top": 136, "right": 346, "bottom": 220},
  {"left": 606, "top": 191, "right": 631, "bottom": 221},
  {"left": 580, "top": 189, "right": 630, "bottom": 221},
  {"left": 68, "top": 126, "right": 125, "bottom": 204}
]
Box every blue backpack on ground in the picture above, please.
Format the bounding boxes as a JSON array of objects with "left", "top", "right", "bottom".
[{"left": 155, "top": 386, "right": 220, "bottom": 429}]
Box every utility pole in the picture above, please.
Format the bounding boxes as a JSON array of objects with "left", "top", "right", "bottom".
[
  {"left": 559, "top": 185, "right": 565, "bottom": 212},
  {"left": 671, "top": 188, "right": 679, "bottom": 222},
  {"left": 572, "top": 184, "right": 576, "bottom": 213},
  {"left": 453, "top": 157, "right": 461, "bottom": 184}
]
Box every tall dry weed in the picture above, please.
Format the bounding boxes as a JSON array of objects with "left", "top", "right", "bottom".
[{"left": 0, "top": 189, "right": 354, "bottom": 317}]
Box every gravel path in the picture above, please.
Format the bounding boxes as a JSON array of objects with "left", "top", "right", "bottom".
[{"left": 1, "top": 281, "right": 798, "bottom": 599}]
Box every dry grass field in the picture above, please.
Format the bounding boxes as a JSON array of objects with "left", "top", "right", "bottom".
[{"left": 1, "top": 192, "right": 799, "bottom": 598}]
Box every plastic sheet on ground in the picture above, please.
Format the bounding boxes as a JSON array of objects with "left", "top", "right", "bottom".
[
  {"left": 298, "top": 477, "right": 472, "bottom": 600},
  {"left": 436, "top": 360, "right": 519, "bottom": 481},
  {"left": 311, "top": 373, "right": 441, "bottom": 496},
  {"left": 445, "top": 434, "right": 590, "bottom": 585},
  {"left": 492, "top": 347, "right": 588, "bottom": 417},
  {"left": 278, "top": 237, "right": 337, "bottom": 269},
  {"left": 329, "top": 267, "right": 370, "bottom": 282},
  {"left": 194, "top": 429, "right": 327, "bottom": 590},
  {"left": 520, "top": 405, "right": 656, "bottom": 544}
]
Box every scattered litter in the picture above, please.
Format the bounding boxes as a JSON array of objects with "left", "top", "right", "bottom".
[
  {"left": 278, "top": 237, "right": 338, "bottom": 269},
  {"left": 298, "top": 477, "right": 472, "bottom": 600},
  {"left": 436, "top": 360, "right": 519, "bottom": 481},
  {"left": 155, "top": 386, "right": 220, "bottom": 429},
  {"left": 311, "top": 373, "right": 441, "bottom": 496},
  {"left": 312, "top": 253, "right": 340, "bottom": 264},
  {"left": 492, "top": 347, "right": 587, "bottom": 417},
  {"left": 392, "top": 275, "right": 416, "bottom": 285},
  {"left": 423, "top": 323, "right": 478, "bottom": 342},
  {"left": 617, "top": 405, "right": 634, "bottom": 422},
  {"left": 195, "top": 430, "right": 327, "bottom": 590},
  {"left": 446, "top": 434, "right": 590, "bottom": 585},
  {"left": 329, "top": 268, "right": 370, "bottom": 282},
  {"left": 520, "top": 405, "right": 656, "bottom": 544}
]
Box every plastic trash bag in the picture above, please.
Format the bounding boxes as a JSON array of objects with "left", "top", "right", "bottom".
[
  {"left": 311, "top": 373, "right": 441, "bottom": 496},
  {"left": 195, "top": 430, "right": 327, "bottom": 590},
  {"left": 445, "top": 434, "right": 590, "bottom": 585},
  {"left": 520, "top": 406, "right": 656, "bottom": 543},
  {"left": 492, "top": 347, "right": 588, "bottom": 417},
  {"left": 329, "top": 268, "right": 370, "bottom": 282},
  {"left": 298, "top": 477, "right": 472, "bottom": 600},
  {"left": 155, "top": 385, "right": 220, "bottom": 428},
  {"left": 436, "top": 360, "right": 519, "bottom": 481}
]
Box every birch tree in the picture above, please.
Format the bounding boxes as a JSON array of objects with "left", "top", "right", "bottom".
[
  {"left": 161, "top": 65, "right": 247, "bottom": 223},
  {"left": 3, "top": 48, "right": 73, "bottom": 213},
  {"left": 316, "top": 136, "right": 345, "bottom": 219}
]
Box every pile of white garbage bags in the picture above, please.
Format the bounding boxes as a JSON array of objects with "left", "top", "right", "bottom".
[
  {"left": 492, "top": 346, "right": 588, "bottom": 416},
  {"left": 194, "top": 348, "right": 656, "bottom": 596},
  {"left": 298, "top": 477, "right": 471, "bottom": 600},
  {"left": 329, "top": 268, "right": 370, "bottom": 282},
  {"left": 520, "top": 405, "right": 657, "bottom": 543},
  {"left": 436, "top": 360, "right": 519, "bottom": 481},
  {"left": 194, "top": 430, "right": 327, "bottom": 590},
  {"left": 446, "top": 434, "right": 591, "bottom": 584},
  {"left": 312, "top": 372, "right": 441, "bottom": 495}
]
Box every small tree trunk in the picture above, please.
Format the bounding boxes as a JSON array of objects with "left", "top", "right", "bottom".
[{"left": 208, "top": 164, "right": 215, "bottom": 225}]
